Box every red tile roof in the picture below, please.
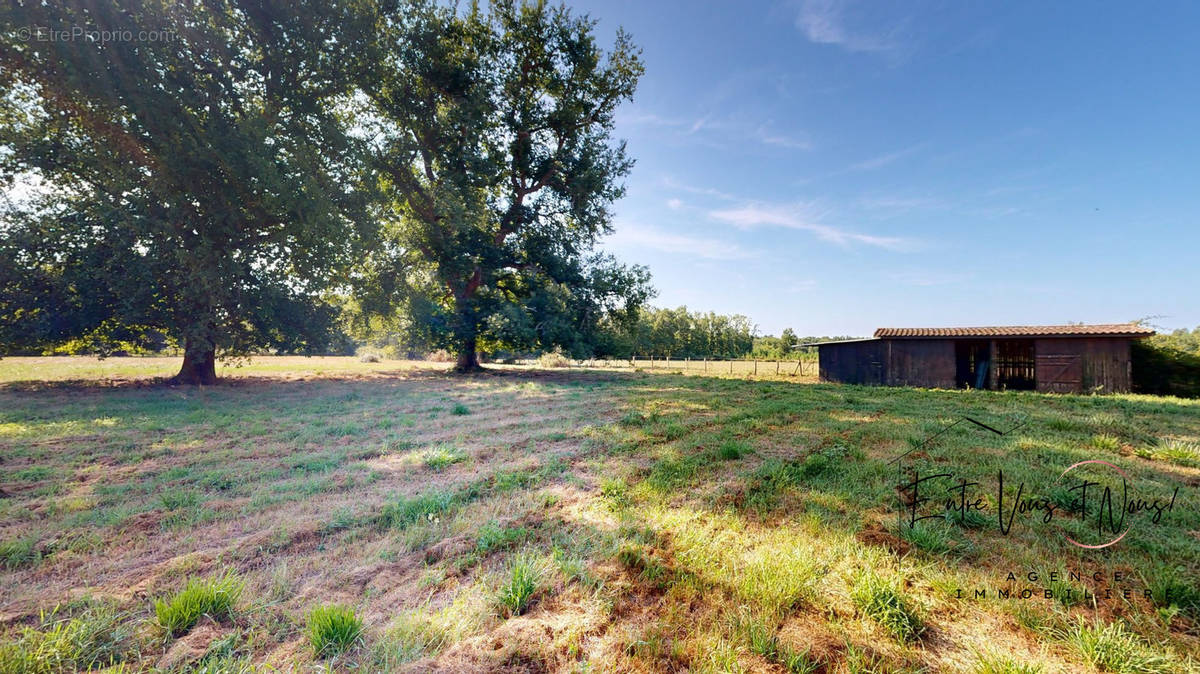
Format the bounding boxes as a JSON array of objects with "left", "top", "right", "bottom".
[{"left": 874, "top": 324, "right": 1155, "bottom": 339}]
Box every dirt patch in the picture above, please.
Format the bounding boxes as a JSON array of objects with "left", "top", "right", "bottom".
[
  {"left": 855, "top": 522, "right": 911, "bottom": 555},
  {"left": 156, "top": 616, "right": 230, "bottom": 670}
]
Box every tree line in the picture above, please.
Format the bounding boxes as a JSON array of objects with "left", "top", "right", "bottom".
[{"left": 0, "top": 0, "right": 652, "bottom": 382}]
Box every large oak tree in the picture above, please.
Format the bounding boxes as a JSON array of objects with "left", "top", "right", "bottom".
[
  {"left": 0, "top": 0, "right": 375, "bottom": 383},
  {"left": 361, "top": 1, "right": 652, "bottom": 371}
]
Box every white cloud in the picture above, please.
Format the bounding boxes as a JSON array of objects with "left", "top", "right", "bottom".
[
  {"left": 666, "top": 198, "right": 684, "bottom": 210},
  {"left": 605, "top": 222, "right": 754, "bottom": 260},
  {"left": 795, "top": 0, "right": 896, "bottom": 54},
  {"left": 849, "top": 144, "right": 923, "bottom": 171},
  {"left": 709, "top": 203, "right": 912, "bottom": 250}
]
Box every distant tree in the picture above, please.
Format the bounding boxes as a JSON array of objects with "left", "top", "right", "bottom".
[
  {"left": 780, "top": 328, "right": 798, "bottom": 353},
  {"left": 0, "top": 0, "right": 375, "bottom": 382},
  {"left": 359, "top": 1, "right": 651, "bottom": 371}
]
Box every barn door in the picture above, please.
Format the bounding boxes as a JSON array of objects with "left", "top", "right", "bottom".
[{"left": 1036, "top": 353, "right": 1082, "bottom": 393}]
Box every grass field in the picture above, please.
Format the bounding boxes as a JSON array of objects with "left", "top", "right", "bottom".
[{"left": 0, "top": 356, "right": 1197, "bottom": 673}]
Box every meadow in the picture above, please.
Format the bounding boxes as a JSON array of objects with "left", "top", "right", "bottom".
[{"left": 0, "top": 357, "right": 1197, "bottom": 673}]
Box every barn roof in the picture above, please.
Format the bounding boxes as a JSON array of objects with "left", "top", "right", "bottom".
[{"left": 873, "top": 323, "right": 1154, "bottom": 339}]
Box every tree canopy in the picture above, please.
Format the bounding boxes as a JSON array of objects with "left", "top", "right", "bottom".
[
  {"left": 357, "top": 1, "right": 653, "bottom": 371},
  {"left": 0, "top": 0, "right": 376, "bottom": 382}
]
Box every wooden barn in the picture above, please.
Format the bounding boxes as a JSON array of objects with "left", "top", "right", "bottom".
[{"left": 816, "top": 324, "right": 1155, "bottom": 393}]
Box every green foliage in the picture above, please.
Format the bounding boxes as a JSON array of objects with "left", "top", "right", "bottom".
[
  {"left": 496, "top": 555, "right": 542, "bottom": 617},
  {"left": 850, "top": 571, "right": 925, "bottom": 643},
  {"left": 0, "top": 0, "right": 375, "bottom": 377},
  {"left": 0, "top": 603, "right": 136, "bottom": 673},
  {"left": 1132, "top": 340, "right": 1200, "bottom": 398},
  {"left": 305, "top": 605, "right": 364, "bottom": 658},
  {"left": 451, "top": 403, "right": 471, "bottom": 416},
  {"left": 154, "top": 571, "right": 243, "bottom": 636},
  {"left": 358, "top": 1, "right": 651, "bottom": 367}
]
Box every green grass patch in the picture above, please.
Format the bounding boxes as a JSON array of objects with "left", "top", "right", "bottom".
[
  {"left": 496, "top": 554, "right": 542, "bottom": 617},
  {"left": 306, "top": 604, "right": 364, "bottom": 658},
  {"left": 154, "top": 570, "right": 243, "bottom": 636},
  {"left": 850, "top": 570, "right": 925, "bottom": 643}
]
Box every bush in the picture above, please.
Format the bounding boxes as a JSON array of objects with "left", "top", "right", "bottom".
[
  {"left": 306, "top": 604, "right": 364, "bottom": 658},
  {"left": 426, "top": 349, "right": 454, "bottom": 362},
  {"left": 154, "top": 570, "right": 243, "bottom": 636},
  {"left": 358, "top": 352, "right": 382, "bottom": 363},
  {"left": 1132, "top": 341, "right": 1200, "bottom": 398},
  {"left": 536, "top": 350, "right": 571, "bottom": 368}
]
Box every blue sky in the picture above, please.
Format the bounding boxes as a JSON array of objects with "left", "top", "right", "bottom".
[{"left": 578, "top": 0, "right": 1200, "bottom": 337}]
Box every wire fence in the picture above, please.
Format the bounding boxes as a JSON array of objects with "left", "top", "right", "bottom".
[{"left": 510, "top": 355, "right": 820, "bottom": 378}]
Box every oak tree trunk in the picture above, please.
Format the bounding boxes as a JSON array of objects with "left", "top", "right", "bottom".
[
  {"left": 172, "top": 337, "right": 217, "bottom": 385},
  {"left": 454, "top": 334, "right": 481, "bottom": 373}
]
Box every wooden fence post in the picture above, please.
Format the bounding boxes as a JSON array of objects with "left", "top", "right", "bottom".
[
  {"left": 753, "top": 359, "right": 757, "bottom": 376},
  {"left": 775, "top": 360, "right": 780, "bottom": 375}
]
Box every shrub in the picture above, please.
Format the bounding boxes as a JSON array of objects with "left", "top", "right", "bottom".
[
  {"left": 497, "top": 554, "right": 542, "bottom": 617},
  {"left": 359, "top": 353, "right": 382, "bottom": 363},
  {"left": 451, "top": 403, "right": 470, "bottom": 416},
  {"left": 154, "top": 570, "right": 243, "bottom": 636},
  {"left": 850, "top": 571, "right": 925, "bottom": 642},
  {"left": 1132, "top": 341, "right": 1200, "bottom": 398},
  {"left": 306, "top": 605, "right": 364, "bottom": 658},
  {"left": 536, "top": 350, "right": 570, "bottom": 368},
  {"left": 426, "top": 349, "right": 454, "bottom": 362}
]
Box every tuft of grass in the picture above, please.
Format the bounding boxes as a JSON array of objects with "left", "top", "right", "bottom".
[
  {"left": 1089, "top": 433, "right": 1121, "bottom": 451},
  {"left": 744, "top": 618, "right": 821, "bottom": 673},
  {"left": 496, "top": 554, "right": 542, "bottom": 617},
  {"left": 451, "top": 403, "right": 470, "bottom": 416},
  {"left": 1061, "top": 620, "right": 1176, "bottom": 673},
  {"left": 599, "top": 477, "right": 630, "bottom": 509},
  {"left": 717, "top": 439, "right": 749, "bottom": 460},
  {"left": 0, "top": 603, "right": 137, "bottom": 673},
  {"left": 1145, "top": 567, "right": 1200, "bottom": 618},
  {"left": 422, "top": 445, "right": 467, "bottom": 471},
  {"left": 154, "top": 570, "right": 243, "bottom": 636},
  {"left": 305, "top": 604, "right": 364, "bottom": 658},
  {"left": 1149, "top": 438, "right": 1200, "bottom": 467},
  {"left": 377, "top": 489, "right": 455, "bottom": 529},
  {"left": 850, "top": 570, "right": 925, "bottom": 643},
  {"left": 899, "top": 521, "right": 956, "bottom": 555},
  {"left": 371, "top": 612, "right": 449, "bottom": 667},
  {"left": 475, "top": 521, "right": 529, "bottom": 555},
  {"left": 1, "top": 536, "right": 41, "bottom": 570},
  {"left": 972, "top": 649, "right": 1044, "bottom": 674}
]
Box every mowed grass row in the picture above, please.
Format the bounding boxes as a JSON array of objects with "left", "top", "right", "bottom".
[{"left": 0, "top": 358, "right": 1197, "bottom": 672}]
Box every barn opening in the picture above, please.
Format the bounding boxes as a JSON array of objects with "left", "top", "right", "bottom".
[
  {"left": 954, "top": 340, "right": 989, "bottom": 389},
  {"left": 994, "top": 339, "right": 1036, "bottom": 390}
]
